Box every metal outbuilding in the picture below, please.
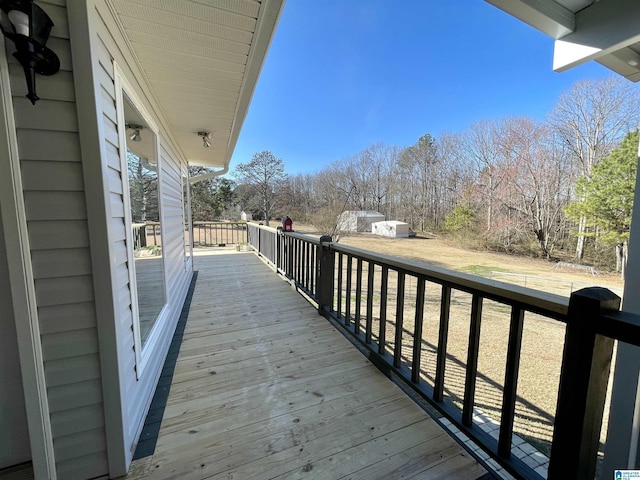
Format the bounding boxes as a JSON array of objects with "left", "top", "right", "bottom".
[
  {"left": 337, "top": 211, "right": 385, "bottom": 233},
  {"left": 372, "top": 221, "right": 410, "bottom": 238}
]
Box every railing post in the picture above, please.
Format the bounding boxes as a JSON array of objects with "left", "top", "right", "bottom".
[
  {"left": 316, "top": 235, "right": 334, "bottom": 316},
  {"left": 275, "top": 227, "right": 283, "bottom": 270},
  {"left": 548, "top": 287, "right": 620, "bottom": 480},
  {"left": 140, "top": 225, "right": 147, "bottom": 247},
  {"left": 286, "top": 236, "right": 293, "bottom": 279}
]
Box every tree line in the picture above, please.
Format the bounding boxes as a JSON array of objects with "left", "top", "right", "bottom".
[{"left": 192, "top": 77, "right": 640, "bottom": 276}]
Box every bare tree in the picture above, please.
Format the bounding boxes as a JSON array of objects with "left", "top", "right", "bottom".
[
  {"left": 361, "top": 143, "right": 393, "bottom": 215},
  {"left": 497, "top": 117, "right": 572, "bottom": 257},
  {"left": 459, "top": 120, "right": 506, "bottom": 233},
  {"left": 549, "top": 76, "right": 640, "bottom": 259},
  {"left": 233, "top": 151, "right": 287, "bottom": 226}
]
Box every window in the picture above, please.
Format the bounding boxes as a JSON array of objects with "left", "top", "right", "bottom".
[{"left": 120, "top": 89, "right": 167, "bottom": 367}]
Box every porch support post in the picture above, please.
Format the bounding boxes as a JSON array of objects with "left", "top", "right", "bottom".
[
  {"left": 603, "top": 138, "right": 640, "bottom": 474},
  {"left": 549, "top": 287, "right": 620, "bottom": 480},
  {"left": 316, "top": 235, "right": 334, "bottom": 317}
]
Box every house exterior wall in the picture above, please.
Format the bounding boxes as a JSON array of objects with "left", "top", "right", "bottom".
[
  {"left": 5, "top": 1, "right": 109, "bottom": 478},
  {"left": 2, "top": 1, "right": 193, "bottom": 477},
  {"left": 92, "top": 0, "right": 192, "bottom": 469}
]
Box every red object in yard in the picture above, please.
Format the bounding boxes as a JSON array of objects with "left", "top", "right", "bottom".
[{"left": 281, "top": 216, "right": 293, "bottom": 232}]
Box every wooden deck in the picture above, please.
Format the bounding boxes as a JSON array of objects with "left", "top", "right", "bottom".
[{"left": 123, "top": 250, "right": 488, "bottom": 480}]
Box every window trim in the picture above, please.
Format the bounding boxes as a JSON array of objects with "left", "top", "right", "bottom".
[{"left": 114, "top": 62, "right": 168, "bottom": 379}]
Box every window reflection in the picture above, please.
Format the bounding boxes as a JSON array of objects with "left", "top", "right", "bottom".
[
  {"left": 124, "top": 96, "right": 165, "bottom": 346},
  {"left": 182, "top": 168, "right": 191, "bottom": 261}
]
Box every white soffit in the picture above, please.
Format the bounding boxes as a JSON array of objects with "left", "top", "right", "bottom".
[
  {"left": 485, "top": 0, "right": 640, "bottom": 82},
  {"left": 110, "top": 0, "right": 284, "bottom": 167}
]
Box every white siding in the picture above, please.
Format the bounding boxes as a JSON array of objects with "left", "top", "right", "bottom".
[
  {"left": 160, "top": 143, "right": 188, "bottom": 303},
  {"left": 94, "top": 31, "right": 140, "bottom": 454},
  {"left": 0, "top": 209, "right": 31, "bottom": 468},
  {"left": 95, "top": 1, "right": 192, "bottom": 466},
  {"left": 8, "top": 0, "right": 108, "bottom": 477}
]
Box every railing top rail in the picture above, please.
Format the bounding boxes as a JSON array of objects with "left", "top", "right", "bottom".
[
  {"left": 193, "top": 221, "right": 247, "bottom": 225},
  {"left": 132, "top": 221, "right": 160, "bottom": 226},
  {"left": 283, "top": 231, "right": 322, "bottom": 246},
  {"left": 331, "top": 242, "right": 569, "bottom": 320},
  {"left": 247, "top": 222, "right": 280, "bottom": 233},
  {"left": 600, "top": 309, "right": 640, "bottom": 347}
]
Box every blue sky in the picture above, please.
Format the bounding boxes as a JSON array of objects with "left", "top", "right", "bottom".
[{"left": 229, "top": 0, "right": 611, "bottom": 175}]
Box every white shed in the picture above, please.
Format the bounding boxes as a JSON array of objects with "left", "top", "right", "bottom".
[
  {"left": 372, "top": 221, "right": 410, "bottom": 238},
  {"left": 337, "top": 211, "right": 385, "bottom": 232},
  {"left": 241, "top": 211, "right": 253, "bottom": 221}
]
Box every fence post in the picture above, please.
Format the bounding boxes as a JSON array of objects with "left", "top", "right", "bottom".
[
  {"left": 548, "top": 287, "right": 620, "bottom": 480},
  {"left": 316, "top": 235, "right": 334, "bottom": 317}
]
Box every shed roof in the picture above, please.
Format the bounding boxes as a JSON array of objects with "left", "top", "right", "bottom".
[{"left": 344, "top": 210, "right": 384, "bottom": 217}]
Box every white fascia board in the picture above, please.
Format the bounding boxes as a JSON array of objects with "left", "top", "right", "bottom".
[
  {"left": 553, "top": 0, "right": 640, "bottom": 71},
  {"left": 485, "top": 0, "right": 575, "bottom": 38},
  {"left": 596, "top": 50, "right": 640, "bottom": 82}
]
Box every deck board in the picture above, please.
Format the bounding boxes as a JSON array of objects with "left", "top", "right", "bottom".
[{"left": 123, "top": 251, "right": 487, "bottom": 480}]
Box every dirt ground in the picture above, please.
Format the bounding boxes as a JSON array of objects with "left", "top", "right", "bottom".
[
  {"left": 328, "top": 229, "right": 623, "bottom": 295},
  {"left": 294, "top": 226, "right": 621, "bottom": 456}
]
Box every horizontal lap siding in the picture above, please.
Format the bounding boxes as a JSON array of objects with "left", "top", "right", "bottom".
[
  {"left": 160, "top": 144, "right": 187, "bottom": 306},
  {"left": 96, "top": 33, "right": 140, "bottom": 454},
  {"left": 95, "top": 1, "right": 192, "bottom": 463},
  {"left": 10, "top": 1, "right": 108, "bottom": 477}
]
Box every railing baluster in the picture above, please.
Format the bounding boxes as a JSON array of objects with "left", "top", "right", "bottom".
[
  {"left": 499, "top": 305, "right": 525, "bottom": 457},
  {"left": 312, "top": 244, "right": 317, "bottom": 295},
  {"left": 337, "top": 253, "right": 343, "bottom": 318},
  {"left": 304, "top": 241, "right": 309, "bottom": 289},
  {"left": 366, "top": 262, "right": 374, "bottom": 344},
  {"left": 378, "top": 265, "right": 388, "bottom": 355},
  {"left": 345, "top": 255, "right": 352, "bottom": 327},
  {"left": 306, "top": 242, "right": 311, "bottom": 290},
  {"left": 355, "top": 258, "right": 363, "bottom": 335},
  {"left": 287, "top": 236, "right": 293, "bottom": 278},
  {"left": 296, "top": 238, "right": 302, "bottom": 283},
  {"left": 462, "top": 294, "right": 483, "bottom": 426},
  {"left": 434, "top": 285, "right": 451, "bottom": 403},
  {"left": 394, "top": 271, "right": 405, "bottom": 368},
  {"left": 302, "top": 241, "right": 307, "bottom": 289},
  {"left": 412, "top": 276, "right": 425, "bottom": 383}
]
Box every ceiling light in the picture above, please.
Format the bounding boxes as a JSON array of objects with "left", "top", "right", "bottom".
[
  {"left": 126, "top": 123, "right": 143, "bottom": 142},
  {"left": 198, "top": 131, "right": 212, "bottom": 148}
]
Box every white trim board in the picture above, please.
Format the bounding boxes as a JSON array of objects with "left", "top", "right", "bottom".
[{"left": 0, "top": 35, "right": 57, "bottom": 480}]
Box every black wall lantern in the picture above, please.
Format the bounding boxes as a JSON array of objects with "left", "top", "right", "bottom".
[{"left": 0, "top": 0, "right": 59, "bottom": 105}]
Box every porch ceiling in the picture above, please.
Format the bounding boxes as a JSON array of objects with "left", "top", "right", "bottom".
[
  {"left": 486, "top": 0, "right": 640, "bottom": 82},
  {"left": 110, "top": 0, "right": 283, "bottom": 168}
]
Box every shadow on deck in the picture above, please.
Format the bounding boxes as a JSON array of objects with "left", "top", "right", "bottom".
[{"left": 123, "top": 250, "right": 488, "bottom": 480}]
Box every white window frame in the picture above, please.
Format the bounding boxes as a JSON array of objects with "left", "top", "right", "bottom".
[
  {"left": 182, "top": 163, "right": 193, "bottom": 269},
  {"left": 114, "top": 62, "right": 169, "bottom": 378}
]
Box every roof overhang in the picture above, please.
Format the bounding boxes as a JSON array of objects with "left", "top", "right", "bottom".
[
  {"left": 110, "top": 0, "right": 284, "bottom": 168},
  {"left": 485, "top": 0, "right": 640, "bottom": 82}
]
